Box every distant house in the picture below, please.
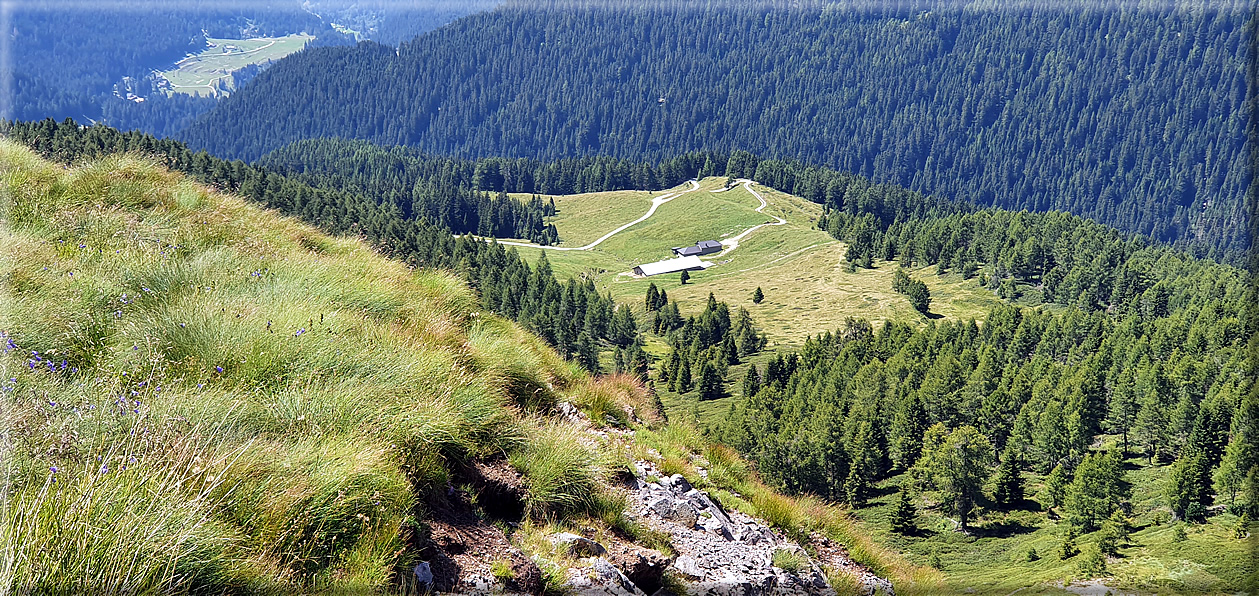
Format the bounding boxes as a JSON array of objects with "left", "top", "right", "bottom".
[
  {"left": 672, "top": 240, "right": 723, "bottom": 257},
  {"left": 633, "top": 255, "right": 708, "bottom": 277}
]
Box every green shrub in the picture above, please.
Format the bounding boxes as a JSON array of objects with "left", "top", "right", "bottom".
[{"left": 1076, "top": 543, "right": 1106, "bottom": 577}]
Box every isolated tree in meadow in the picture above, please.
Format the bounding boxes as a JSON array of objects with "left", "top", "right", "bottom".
[
  {"left": 752, "top": 286, "right": 764, "bottom": 304},
  {"left": 679, "top": 270, "right": 690, "bottom": 285},
  {"left": 892, "top": 268, "right": 931, "bottom": 315}
]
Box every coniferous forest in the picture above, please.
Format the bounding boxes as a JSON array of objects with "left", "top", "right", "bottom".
[{"left": 179, "top": 2, "right": 1251, "bottom": 261}]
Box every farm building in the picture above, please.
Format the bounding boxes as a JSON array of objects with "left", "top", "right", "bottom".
[
  {"left": 633, "top": 255, "right": 708, "bottom": 277},
  {"left": 672, "top": 240, "right": 723, "bottom": 257}
]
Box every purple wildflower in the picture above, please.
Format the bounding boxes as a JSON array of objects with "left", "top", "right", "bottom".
[{"left": 215, "top": 366, "right": 223, "bottom": 373}]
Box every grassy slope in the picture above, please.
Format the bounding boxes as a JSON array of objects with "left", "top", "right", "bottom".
[
  {"left": 0, "top": 141, "right": 598, "bottom": 591},
  {"left": 0, "top": 142, "right": 939, "bottom": 593},
  {"left": 510, "top": 177, "right": 1002, "bottom": 349},
  {"left": 510, "top": 177, "right": 1003, "bottom": 427},
  {"left": 160, "top": 34, "right": 314, "bottom": 95}
]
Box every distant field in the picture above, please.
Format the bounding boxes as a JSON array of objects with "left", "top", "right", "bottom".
[
  {"left": 159, "top": 34, "right": 314, "bottom": 96},
  {"left": 508, "top": 177, "right": 1004, "bottom": 349}
]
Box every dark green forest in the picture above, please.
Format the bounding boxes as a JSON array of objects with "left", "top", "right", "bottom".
[
  {"left": 179, "top": 2, "right": 1251, "bottom": 260},
  {"left": 9, "top": 6, "right": 343, "bottom": 128},
  {"left": 9, "top": 2, "right": 483, "bottom": 138}
]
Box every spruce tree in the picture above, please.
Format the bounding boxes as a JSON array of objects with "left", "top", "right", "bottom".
[
  {"left": 645, "top": 283, "right": 660, "bottom": 312},
  {"left": 890, "top": 486, "right": 917, "bottom": 534},
  {"left": 680, "top": 270, "right": 690, "bottom": 285},
  {"left": 677, "top": 358, "right": 692, "bottom": 393},
  {"left": 697, "top": 360, "right": 724, "bottom": 401},
  {"left": 992, "top": 445, "right": 1024, "bottom": 508},
  {"left": 742, "top": 364, "right": 761, "bottom": 397},
  {"left": 752, "top": 286, "right": 764, "bottom": 304}
]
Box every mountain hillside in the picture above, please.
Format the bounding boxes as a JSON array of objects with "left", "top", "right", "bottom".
[
  {"left": 0, "top": 139, "right": 932, "bottom": 594},
  {"left": 180, "top": 2, "right": 1251, "bottom": 261}
]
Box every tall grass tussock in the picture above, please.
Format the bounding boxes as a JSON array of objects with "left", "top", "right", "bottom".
[{"left": 0, "top": 142, "right": 619, "bottom": 592}]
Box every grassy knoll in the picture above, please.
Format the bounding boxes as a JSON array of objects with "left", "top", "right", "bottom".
[
  {"left": 843, "top": 439, "right": 1254, "bottom": 595},
  {"left": 510, "top": 177, "right": 1004, "bottom": 348},
  {"left": 159, "top": 34, "right": 313, "bottom": 96},
  {"left": 509, "top": 187, "right": 659, "bottom": 247}
]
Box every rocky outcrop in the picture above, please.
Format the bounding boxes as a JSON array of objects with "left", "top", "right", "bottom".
[{"left": 625, "top": 463, "right": 836, "bottom": 596}]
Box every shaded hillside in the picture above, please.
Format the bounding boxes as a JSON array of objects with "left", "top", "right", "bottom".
[{"left": 180, "top": 1, "right": 1251, "bottom": 260}]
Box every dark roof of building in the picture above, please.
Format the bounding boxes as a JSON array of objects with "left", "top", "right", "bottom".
[{"left": 673, "top": 240, "right": 723, "bottom": 256}]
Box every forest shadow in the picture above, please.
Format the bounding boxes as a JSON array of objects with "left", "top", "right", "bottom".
[{"left": 971, "top": 517, "right": 1039, "bottom": 539}]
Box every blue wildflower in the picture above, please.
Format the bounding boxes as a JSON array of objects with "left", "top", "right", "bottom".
[{"left": 215, "top": 366, "right": 223, "bottom": 373}]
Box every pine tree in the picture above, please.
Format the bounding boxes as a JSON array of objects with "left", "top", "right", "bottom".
[
  {"left": 697, "top": 360, "right": 724, "bottom": 401},
  {"left": 1057, "top": 525, "right": 1079, "bottom": 559},
  {"left": 742, "top": 364, "right": 761, "bottom": 397},
  {"left": 645, "top": 283, "right": 661, "bottom": 312},
  {"left": 890, "top": 486, "right": 917, "bottom": 534},
  {"left": 992, "top": 445, "right": 1024, "bottom": 508},
  {"left": 752, "top": 286, "right": 764, "bottom": 304}
]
